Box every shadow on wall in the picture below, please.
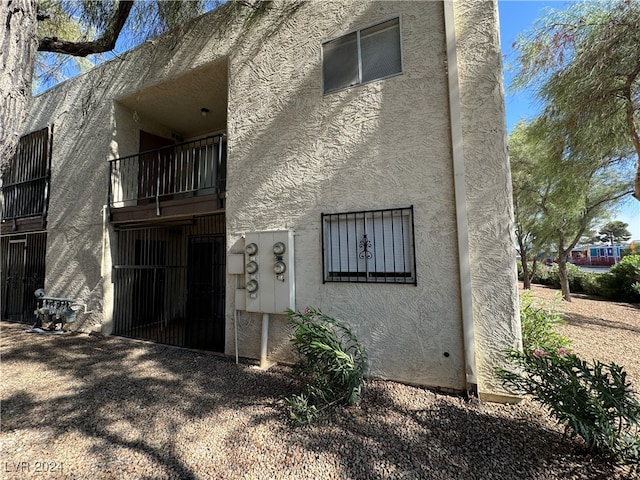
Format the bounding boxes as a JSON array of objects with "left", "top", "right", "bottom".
[
  {"left": 22, "top": 2, "right": 305, "bottom": 312},
  {"left": 225, "top": 0, "right": 464, "bottom": 386}
]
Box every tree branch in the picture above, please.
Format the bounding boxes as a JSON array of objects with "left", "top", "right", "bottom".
[
  {"left": 622, "top": 61, "right": 640, "bottom": 200},
  {"left": 37, "top": 1, "right": 134, "bottom": 57}
]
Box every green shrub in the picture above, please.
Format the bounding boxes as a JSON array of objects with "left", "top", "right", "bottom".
[
  {"left": 564, "top": 262, "right": 584, "bottom": 291},
  {"left": 517, "top": 259, "right": 547, "bottom": 281},
  {"left": 528, "top": 263, "right": 583, "bottom": 289},
  {"left": 500, "top": 294, "right": 640, "bottom": 465},
  {"left": 500, "top": 349, "right": 640, "bottom": 464},
  {"left": 602, "top": 255, "right": 640, "bottom": 303},
  {"left": 516, "top": 260, "right": 524, "bottom": 281},
  {"left": 285, "top": 307, "right": 367, "bottom": 425},
  {"left": 523, "top": 260, "right": 640, "bottom": 301},
  {"left": 579, "top": 272, "right": 602, "bottom": 296},
  {"left": 519, "top": 291, "right": 571, "bottom": 354},
  {"left": 531, "top": 264, "right": 555, "bottom": 286}
]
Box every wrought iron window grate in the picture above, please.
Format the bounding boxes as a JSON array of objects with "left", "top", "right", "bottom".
[{"left": 321, "top": 206, "right": 416, "bottom": 284}]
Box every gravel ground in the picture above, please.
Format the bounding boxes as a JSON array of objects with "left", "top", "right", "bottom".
[
  {"left": 519, "top": 283, "right": 640, "bottom": 388},
  {"left": 1, "top": 287, "right": 638, "bottom": 480}
]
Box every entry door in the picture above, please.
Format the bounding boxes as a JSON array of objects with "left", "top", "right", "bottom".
[
  {"left": 138, "top": 131, "right": 175, "bottom": 202},
  {"left": 186, "top": 235, "right": 225, "bottom": 351},
  {"left": 4, "top": 240, "right": 27, "bottom": 319}
]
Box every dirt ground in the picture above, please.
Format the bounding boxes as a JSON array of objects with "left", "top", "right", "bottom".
[
  {"left": 1, "top": 286, "right": 638, "bottom": 479},
  {"left": 519, "top": 282, "right": 640, "bottom": 388}
]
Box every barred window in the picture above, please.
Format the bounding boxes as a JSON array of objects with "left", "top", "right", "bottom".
[
  {"left": 322, "top": 207, "right": 416, "bottom": 284},
  {"left": 322, "top": 17, "right": 402, "bottom": 94}
]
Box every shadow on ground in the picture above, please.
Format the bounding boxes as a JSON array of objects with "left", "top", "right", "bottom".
[
  {"left": 0, "top": 321, "right": 631, "bottom": 479},
  {"left": 563, "top": 312, "right": 640, "bottom": 334}
]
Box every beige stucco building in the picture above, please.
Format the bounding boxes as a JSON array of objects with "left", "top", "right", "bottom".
[{"left": 1, "top": 0, "right": 520, "bottom": 400}]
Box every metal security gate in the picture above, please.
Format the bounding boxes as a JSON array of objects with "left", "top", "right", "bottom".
[
  {"left": 112, "top": 214, "right": 225, "bottom": 351},
  {"left": 186, "top": 235, "right": 225, "bottom": 351},
  {"left": 1, "top": 232, "right": 47, "bottom": 323}
]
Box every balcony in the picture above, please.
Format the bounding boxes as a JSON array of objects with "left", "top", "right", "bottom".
[
  {"left": 0, "top": 126, "right": 51, "bottom": 234},
  {"left": 108, "top": 134, "right": 226, "bottom": 223}
]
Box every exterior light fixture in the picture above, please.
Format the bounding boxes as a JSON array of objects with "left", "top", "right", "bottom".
[{"left": 200, "top": 107, "right": 210, "bottom": 117}]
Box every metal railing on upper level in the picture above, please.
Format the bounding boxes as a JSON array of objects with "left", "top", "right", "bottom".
[
  {"left": 1, "top": 126, "right": 52, "bottom": 224},
  {"left": 108, "top": 134, "right": 226, "bottom": 214}
]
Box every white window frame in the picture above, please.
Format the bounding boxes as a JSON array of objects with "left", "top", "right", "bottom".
[{"left": 321, "top": 16, "right": 404, "bottom": 95}]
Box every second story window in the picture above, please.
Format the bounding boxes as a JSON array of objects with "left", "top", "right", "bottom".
[
  {"left": 322, "top": 17, "right": 402, "bottom": 94},
  {"left": 1, "top": 126, "right": 52, "bottom": 223}
]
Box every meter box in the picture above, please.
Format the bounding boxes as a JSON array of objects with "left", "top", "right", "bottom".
[{"left": 244, "top": 230, "right": 295, "bottom": 314}]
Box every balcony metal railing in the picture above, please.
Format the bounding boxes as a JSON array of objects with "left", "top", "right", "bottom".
[
  {"left": 1, "top": 177, "right": 48, "bottom": 220},
  {"left": 108, "top": 134, "right": 226, "bottom": 214},
  {"left": 1, "top": 126, "right": 51, "bottom": 224}
]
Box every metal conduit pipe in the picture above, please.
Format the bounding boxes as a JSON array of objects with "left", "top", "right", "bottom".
[{"left": 260, "top": 313, "right": 269, "bottom": 369}]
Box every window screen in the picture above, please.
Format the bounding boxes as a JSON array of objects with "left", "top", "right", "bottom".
[
  {"left": 322, "top": 33, "right": 359, "bottom": 93},
  {"left": 322, "top": 206, "right": 416, "bottom": 284},
  {"left": 322, "top": 17, "right": 402, "bottom": 94},
  {"left": 361, "top": 18, "right": 402, "bottom": 83}
]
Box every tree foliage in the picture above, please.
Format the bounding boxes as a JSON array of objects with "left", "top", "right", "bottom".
[
  {"left": 508, "top": 118, "right": 633, "bottom": 300},
  {"left": 509, "top": 121, "right": 553, "bottom": 288},
  {"left": 1, "top": 0, "right": 258, "bottom": 172},
  {"left": 512, "top": 0, "right": 640, "bottom": 201},
  {"left": 33, "top": 0, "right": 222, "bottom": 89},
  {"left": 598, "top": 220, "right": 632, "bottom": 244}
]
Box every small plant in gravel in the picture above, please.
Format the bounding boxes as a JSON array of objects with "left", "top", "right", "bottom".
[
  {"left": 499, "top": 294, "right": 640, "bottom": 466},
  {"left": 285, "top": 307, "right": 367, "bottom": 426}
]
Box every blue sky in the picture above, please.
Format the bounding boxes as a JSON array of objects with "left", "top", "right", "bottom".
[{"left": 498, "top": 0, "right": 640, "bottom": 241}]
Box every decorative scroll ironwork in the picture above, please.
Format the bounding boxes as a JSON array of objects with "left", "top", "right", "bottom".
[{"left": 359, "top": 234, "right": 372, "bottom": 259}]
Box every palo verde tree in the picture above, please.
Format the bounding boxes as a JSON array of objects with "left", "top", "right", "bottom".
[
  {"left": 1, "top": 0, "right": 261, "bottom": 172},
  {"left": 546, "top": 168, "right": 631, "bottom": 302},
  {"left": 510, "top": 117, "right": 633, "bottom": 300},
  {"left": 509, "top": 121, "right": 554, "bottom": 289},
  {"left": 512, "top": 0, "right": 640, "bottom": 201}
]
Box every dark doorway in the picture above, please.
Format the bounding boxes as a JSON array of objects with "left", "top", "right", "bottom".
[
  {"left": 133, "top": 239, "right": 167, "bottom": 328},
  {"left": 186, "top": 235, "right": 225, "bottom": 351},
  {"left": 112, "top": 214, "right": 225, "bottom": 351},
  {"left": 5, "top": 240, "right": 26, "bottom": 318},
  {"left": 1, "top": 233, "right": 46, "bottom": 323},
  {"left": 138, "top": 131, "right": 175, "bottom": 202}
]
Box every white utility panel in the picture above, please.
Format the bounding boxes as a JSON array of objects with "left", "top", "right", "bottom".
[{"left": 244, "top": 230, "right": 295, "bottom": 314}]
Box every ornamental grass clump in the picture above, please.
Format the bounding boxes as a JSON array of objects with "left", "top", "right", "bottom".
[
  {"left": 285, "top": 307, "right": 367, "bottom": 425},
  {"left": 499, "top": 294, "right": 640, "bottom": 466}
]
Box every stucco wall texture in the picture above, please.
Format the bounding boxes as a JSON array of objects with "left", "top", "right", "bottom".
[{"left": 20, "top": 0, "right": 519, "bottom": 396}]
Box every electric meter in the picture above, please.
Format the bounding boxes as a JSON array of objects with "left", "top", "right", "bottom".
[
  {"left": 246, "top": 280, "right": 259, "bottom": 293},
  {"left": 273, "top": 242, "right": 286, "bottom": 255},
  {"left": 246, "top": 243, "right": 258, "bottom": 255}
]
